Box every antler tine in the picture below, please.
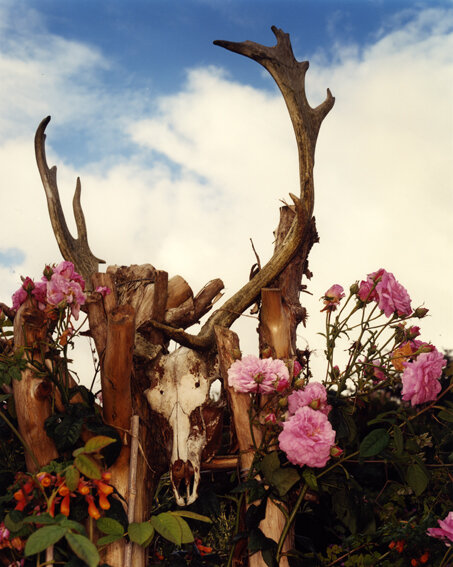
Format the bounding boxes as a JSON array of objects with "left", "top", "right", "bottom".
[
  {"left": 197, "top": 29, "right": 333, "bottom": 338},
  {"left": 35, "top": 116, "right": 105, "bottom": 288},
  {"left": 144, "top": 28, "right": 334, "bottom": 351}
]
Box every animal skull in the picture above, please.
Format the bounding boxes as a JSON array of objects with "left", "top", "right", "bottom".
[{"left": 145, "top": 347, "right": 220, "bottom": 506}]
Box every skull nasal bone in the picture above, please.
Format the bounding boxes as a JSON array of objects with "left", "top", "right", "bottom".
[{"left": 172, "top": 459, "right": 194, "bottom": 484}]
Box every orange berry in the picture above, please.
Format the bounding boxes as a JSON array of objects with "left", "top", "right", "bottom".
[
  {"left": 60, "top": 493, "right": 70, "bottom": 517},
  {"left": 389, "top": 541, "right": 396, "bottom": 549},
  {"left": 58, "top": 484, "right": 70, "bottom": 496},
  {"left": 77, "top": 481, "right": 90, "bottom": 495},
  {"left": 396, "top": 540, "right": 405, "bottom": 553},
  {"left": 420, "top": 552, "right": 429, "bottom": 564},
  {"left": 23, "top": 481, "right": 34, "bottom": 495},
  {"left": 94, "top": 480, "right": 114, "bottom": 496},
  {"left": 98, "top": 493, "right": 111, "bottom": 510},
  {"left": 86, "top": 495, "right": 101, "bottom": 520},
  {"left": 411, "top": 560, "right": 419, "bottom": 567},
  {"left": 40, "top": 475, "right": 52, "bottom": 487},
  {"left": 102, "top": 472, "right": 112, "bottom": 481},
  {"left": 47, "top": 497, "right": 56, "bottom": 517},
  {"left": 13, "top": 489, "right": 25, "bottom": 501}
]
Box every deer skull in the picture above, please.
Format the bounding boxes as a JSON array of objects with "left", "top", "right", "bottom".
[{"left": 145, "top": 347, "right": 220, "bottom": 506}]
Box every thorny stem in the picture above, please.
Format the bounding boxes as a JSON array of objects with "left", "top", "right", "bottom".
[
  {"left": 408, "top": 382, "right": 453, "bottom": 422},
  {"left": 276, "top": 483, "right": 308, "bottom": 561},
  {"left": 440, "top": 545, "right": 453, "bottom": 567}
]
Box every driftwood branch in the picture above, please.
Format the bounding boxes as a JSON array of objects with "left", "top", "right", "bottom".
[
  {"left": 12, "top": 300, "right": 58, "bottom": 472},
  {"left": 35, "top": 116, "right": 105, "bottom": 287}
]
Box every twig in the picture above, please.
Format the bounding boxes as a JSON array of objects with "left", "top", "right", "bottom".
[{"left": 124, "top": 415, "right": 140, "bottom": 567}]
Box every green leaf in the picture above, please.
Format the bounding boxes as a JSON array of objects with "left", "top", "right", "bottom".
[
  {"left": 260, "top": 452, "right": 280, "bottom": 478},
  {"left": 59, "top": 518, "right": 86, "bottom": 534},
  {"left": 260, "top": 452, "right": 300, "bottom": 496},
  {"left": 170, "top": 510, "right": 212, "bottom": 523},
  {"left": 173, "top": 516, "right": 194, "bottom": 544},
  {"left": 248, "top": 528, "right": 276, "bottom": 554},
  {"left": 128, "top": 521, "right": 155, "bottom": 546},
  {"left": 406, "top": 463, "right": 429, "bottom": 496},
  {"left": 151, "top": 512, "right": 184, "bottom": 546},
  {"left": 65, "top": 532, "right": 101, "bottom": 567},
  {"left": 83, "top": 436, "right": 116, "bottom": 453},
  {"left": 97, "top": 517, "right": 124, "bottom": 536},
  {"left": 302, "top": 469, "right": 319, "bottom": 491},
  {"left": 262, "top": 548, "right": 278, "bottom": 567},
  {"left": 25, "top": 525, "right": 67, "bottom": 556},
  {"left": 74, "top": 454, "right": 102, "bottom": 479},
  {"left": 65, "top": 465, "right": 80, "bottom": 492},
  {"left": 23, "top": 513, "right": 56, "bottom": 525},
  {"left": 0, "top": 393, "right": 11, "bottom": 403},
  {"left": 271, "top": 468, "right": 300, "bottom": 497},
  {"left": 359, "top": 429, "right": 390, "bottom": 458},
  {"left": 97, "top": 533, "right": 123, "bottom": 546},
  {"left": 438, "top": 409, "right": 453, "bottom": 423},
  {"left": 4, "top": 510, "right": 25, "bottom": 532}
]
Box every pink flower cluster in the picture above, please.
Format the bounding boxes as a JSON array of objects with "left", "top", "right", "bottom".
[
  {"left": 288, "top": 382, "right": 331, "bottom": 415},
  {"left": 401, "top": 348, "right": 446, "bottom": 406},
  {"left": 427, "top": 511, "right": 453, "bottom": 546},
  {"left": 321, "top": 284, "right": 345, "bottom": 312},
  {"left": 279, "top": 381, "right": 336, "bottom": 468},
  {"left": 227, "top": 355, "right": 290, "bottom": 394},
  {"left": 278, "top": 406, "right": 336, "bottom": 468},
  {"left": 12, "top": 261, "right": 86, "bottom": 320},
  {"left": 358, "top": 269, "right": 412, "bottom": 318}
]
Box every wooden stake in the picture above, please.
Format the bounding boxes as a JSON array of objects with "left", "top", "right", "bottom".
[{"left": 124, "top": 414, "right": 140, "bottom": 567}]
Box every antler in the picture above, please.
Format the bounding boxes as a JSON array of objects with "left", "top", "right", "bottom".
[
  {"left": 146, "top": 27, "right": 334, "bottom": 349},
  {"left": 35, "top": 116, "right": 105, "bottom": 288}
]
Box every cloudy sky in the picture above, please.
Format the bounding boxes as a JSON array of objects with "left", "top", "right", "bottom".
[{"left": 1, "top": 0, "right": 452, "bottom": 382}]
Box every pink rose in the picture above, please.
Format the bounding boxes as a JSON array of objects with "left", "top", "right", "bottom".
[
  {"left": 227, "top": 355, "right": 289, "bottom": 394},
  {"left": 358, "top": 269, "right": 411, "bottom": 317},
  {"left": 321, "top": 284, "right": 345, "bottom": 312},
  {"left": 427, "top": 511, "right": 453, "bottom": 546},
  {"left": 293, "top": 360, "right": 303, "bottom": 378},
  {"left": 12, "top": 286, "right": 28, "bottom": 311},
  {"left": 32, "top": 281, "right": 48, "bottom": 310},
  {"left": 401, "top": 349, "right": 446, "bottom": 406},
  {"left": 278, "top": 406, "right": 336, "bottom": 468},
  {"left": 371, "top": 361, "right": 386, "bottom": 382},
  {"left": 46, "top": 273, "right": 86, "bottom": 320},
  {"left": 47, "top": 274, "right": 68, "bottom": 306},
  {"left": 375, "top": 270, "right": 412, "bottom": 317},
  {"left": 288, "top": 382, "right": 331, "bottom": 415},
  {"left": 54, "top": 261, "right": 85, "bottom": 290},
  {"left": 358, "top": 269, "right": 382, "bottom": 303}
]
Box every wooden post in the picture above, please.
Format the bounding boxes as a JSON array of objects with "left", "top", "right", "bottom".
[
  {"left": 12, "top": 299, "right": 58, "bottom": 472},
  {"left": 99, "top": 304, "right": 135, "bottom": 566}
]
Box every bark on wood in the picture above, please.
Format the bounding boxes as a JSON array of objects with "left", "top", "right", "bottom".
[
  {"left": 100, "top": 304, "right": 135, "bottom": 567},
  {"left": 124, "top": 414, "right": 140, "bottom": 567},
  {"left": 258, "top": 289, "right": 292, "bottom": 359},
  {"left": 12, "top": 300, "right": 58, "bottom": 472}
]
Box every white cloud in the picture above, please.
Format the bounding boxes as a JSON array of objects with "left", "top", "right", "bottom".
[{"left": 1, "top": 4, "right": 452, "bottom": 385}]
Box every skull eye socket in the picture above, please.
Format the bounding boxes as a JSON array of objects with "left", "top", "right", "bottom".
[
  {"left": 194, "top": 381, "right": 200, "bottom": 388},
  {"left": 160, "top": 390, "right": 164, "bottom": 395}
]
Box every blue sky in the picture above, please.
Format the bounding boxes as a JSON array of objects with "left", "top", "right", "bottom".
[{"left": 1, "top": 0, "right": 452, "bottom": 379}]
